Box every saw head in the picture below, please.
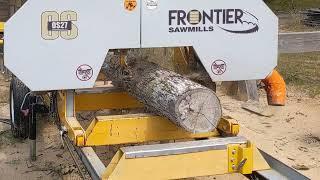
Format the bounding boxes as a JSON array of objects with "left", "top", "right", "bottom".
[{"left": 4, "top": 0, "right": 278, "bottom": 91}]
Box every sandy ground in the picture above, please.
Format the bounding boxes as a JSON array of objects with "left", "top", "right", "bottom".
[{"left": 218, "top": 86, "right": 320, "bottom": 179}]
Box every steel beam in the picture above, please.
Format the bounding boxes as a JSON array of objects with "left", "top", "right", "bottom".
[
  {"left": 85, "top": 113, "right": 220, "bottom": 146},
  {"left": 121, "top": 136, "right": 247, "bottom": 158},
  {"left": 255, "top": 150, "right": 310, "bottom": 180}
]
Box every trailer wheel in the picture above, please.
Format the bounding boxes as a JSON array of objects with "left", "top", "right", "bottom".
[{"left": 10, "top": 76, "right": 30, "bottom": 138}]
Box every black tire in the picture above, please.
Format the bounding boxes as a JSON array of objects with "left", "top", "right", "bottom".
[{"left": 10, "top": 76, "right": 30, "bottom": 138}]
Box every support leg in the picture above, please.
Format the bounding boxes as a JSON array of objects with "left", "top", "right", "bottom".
[
  {"left": 29, "top": 95, "right": 37, "bottom": 161},
  {"left": 238, "top": 80, "right": 259, "bottom": 102}
]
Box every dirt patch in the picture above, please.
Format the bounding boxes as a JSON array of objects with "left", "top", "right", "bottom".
[
  {"left": 218, "top": 85, "right": 320, "bottom": 178},
  {"left": 0, "top": 130, "right": 20, "bottom": 148},
  {"left": 0, "top": 115, "right": 83, "bottom": 179},
  {"left": 302, "top": 134, "right": 320, "bottom": 147}
]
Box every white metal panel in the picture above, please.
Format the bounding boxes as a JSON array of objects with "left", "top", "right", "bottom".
[
  {"left": 5, "top": 0, "right": 278, "bottom": 91},
  {"left": 141, "top": 0, "right": 278, "bottom": 81},
  {"left": 5, "top": 0, "right": 140, "bottom": 91}
]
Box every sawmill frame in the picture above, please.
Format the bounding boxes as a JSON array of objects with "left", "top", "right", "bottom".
[
  {"left": 2, "top": 0, "right": 311, "bottom": 178},
  {"left": 50, "top": 82, "right": 307, "bottom": 179},
  {"left": 57, "top": 87, "right": 237, "bottom": 147},
  {"left": 57, "top": 86, "right": 267, "bottom": 179}
]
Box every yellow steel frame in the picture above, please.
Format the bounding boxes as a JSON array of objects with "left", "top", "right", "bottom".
[
  {"left": 57, "top": 91, "right": 86, "bottom": 146},
  {"left": 217, "top": 116, "right": 240, "bottom": 136},
  {"left": 0, "top": 22, "right": 4, "bottom": 45},
  {"left": 101, "top": 143, "right": 269, "bottom": 180},
  {"left": 57, "top": 90, "right": 222, "bottom": 146},
  {"left": 0, "top": 22, "right": 3, "bottom": 31},
  {"left": 74, "top": 91, "right": 142, "bottom": 111},
  {"left": 57, "top": 88, "right": 271, "bottom": 179},
  {"left": 85, "top": 114, "right": 220, "bottom": 146}
]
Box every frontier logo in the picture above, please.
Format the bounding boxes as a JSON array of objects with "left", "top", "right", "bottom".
[{"left": 168, "top": 9, "right": 259, "bottom": 34}]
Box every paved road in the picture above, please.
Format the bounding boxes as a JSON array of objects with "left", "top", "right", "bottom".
[{"left": 279, "top": 31, "right": 320, "bottom": 53}]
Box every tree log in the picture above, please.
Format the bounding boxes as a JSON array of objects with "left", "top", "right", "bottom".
[{"left": 103, "top": 51, "right": 222, "bottom": 133}]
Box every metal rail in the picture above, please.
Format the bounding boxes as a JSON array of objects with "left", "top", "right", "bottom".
[
  {"left": 63, "top": 135, "right": 88, "bottom": 179},
  {"left": 63, "top": 134, "right": 102, "bottom": 180},
  {"left": 255, "top": 150, "right": 310, "bottom": 180},
  {"left": 122, "top": 136, "right": 247, "bottom": 159}
]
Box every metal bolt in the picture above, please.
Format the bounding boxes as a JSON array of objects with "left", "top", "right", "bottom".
[
  {"left": 232, "top": 164, "right": 236, "bottom": 170},
  {"left": 232, "top": 149, "right": 236, "bottom": 155},
  {"left": 230, "top": 158, "right": 234, "bottom": 163}
]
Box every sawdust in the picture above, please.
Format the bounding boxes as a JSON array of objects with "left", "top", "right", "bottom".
[{"left": 217, "top": 85, "right": 320, "bottom": 178}]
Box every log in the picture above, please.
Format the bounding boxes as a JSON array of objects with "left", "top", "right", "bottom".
[{"left": 103, "top": 51, "right": 222, "bottom": 133}]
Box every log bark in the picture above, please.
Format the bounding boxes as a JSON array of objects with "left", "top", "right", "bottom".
[{"left": 103, "top": 51, "right": 222, "bottom": 133}]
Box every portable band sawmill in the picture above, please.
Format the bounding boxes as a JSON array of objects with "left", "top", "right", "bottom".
[{"left": 3, "top": 0, "right": 309, "bottom": 179}]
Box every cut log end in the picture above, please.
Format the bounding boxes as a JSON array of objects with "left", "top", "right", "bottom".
[
  {"left": 176, "top": 89, "right": 222, "bottom": 133},
  {"left": 104, "top": 51, "right": 222, "bottom": 133}
]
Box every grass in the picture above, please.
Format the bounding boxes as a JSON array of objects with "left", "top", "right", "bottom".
[
  {"left": 277, "top": 52, "right": 320, "bottom": 97},
  {"left": 265, "top": 0, "right": 320, "bottom": 13},
  {"left": 264, "top": 0, "right": 320, "bottom": 32},
  {"left": 270, "top": 0, "right": 320, "bottom": 96}
]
